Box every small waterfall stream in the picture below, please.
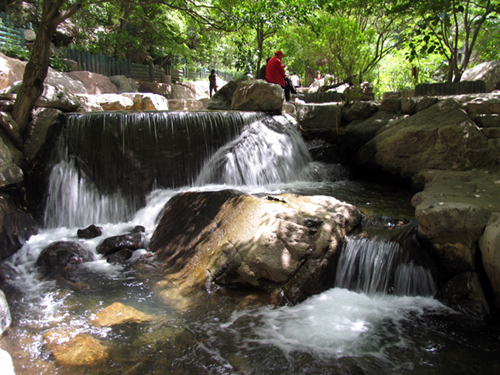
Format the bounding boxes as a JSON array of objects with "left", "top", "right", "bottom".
[{"left": 3, "top": 110, "right": 499, "bottom": 375}]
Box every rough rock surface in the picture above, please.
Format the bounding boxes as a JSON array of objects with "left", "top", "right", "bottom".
[
  {"left": 0, "top": 137, "right": 23, "bottom": 188},
  {"left": 90, "top": 302, "right": 154, "bottom": 327},
  {"left": 0, "top": 53, "right": 26, "bottom": 90},
  {"left": 295, "top": 103, "right": 342, "bottom": 130},
  {"left": 345, "top": 111, "right": 404, "bottom": 152},
  {"left": 231, "top": 79, "right": 284, "bottom": 111},
  {"left": 207, "top": 77, "right": 250, "bottom": 110},
  {"left": 148, "top": 190, "right": 361, "bottom": 304},
  {"left": 66, "top": 71, "right": 118, "bottom": 95},
  {"left": 0, "top": 194, "right": 38, "bottom": 260},
  {"left": 36, "top": 241, "right": 94, "bottom": 277},
  {"left": 357, "top": 99, "right": 495, "bottom": 179},
  {"left": 462, "top": 60, "right": 500, "bottom": 92},
  {"left": 44, "top": 330, "right": 109, "bottom": 367},
  {"left": 479, "top": 212, "right": 500, "bottom": 308}
]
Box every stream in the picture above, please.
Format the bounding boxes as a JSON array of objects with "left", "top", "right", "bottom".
[{"left": 1, "top": 111, "right": 499, "bottom": 374}]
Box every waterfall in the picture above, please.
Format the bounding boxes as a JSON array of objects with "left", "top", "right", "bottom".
[
  {"left": 335, "top": 225, "right": 437, "bottom": 297},
  {"left": 43, "top": 111, "right": 322, "bottom": 228},
  {"left": 195, "top": 114, "right": 319, "bottom": 185}
]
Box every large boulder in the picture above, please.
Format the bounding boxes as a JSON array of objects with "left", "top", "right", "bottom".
[
  {"left": 411, "top": 168, "right": 500, "bottom": 286},
  {"left": 46, "top": 68, "right": 88, "bottom": 95},
  {"left": 2, "top": 81, "right": 81, "bottom": 112},
  {"left": 345, "top": 111, "right": 404, "bottom": 152},
  {"left": 0, "top": 137, "right": 23, "bottom": 188},
  {"left": 0, "top": 53, "right": 26, "bottom": 90},
  {"left": 462, "top": 60, "right": 500, "bottom": 92},
  {"left": 36, "top": 241, "right": 94, "bottom": 278},
  {"left": 295, "top": 103, "right": 342, "bottom": 130},
  {"left": 0, "top": 194, "right": 38, "bottom": 260},
  {"left": 230, "top": 79, "right": 284, "bottom": 111},
  {"left": 148, "top": 190, "right": 361, "bottom": 304},
  {"left": 66, "top": 71, "right": 118, "bottom": 94},
  {"left": 109, "top": 75, "right": 137, "bottom": 93},
  {"left": 356, "top": 98, "right": 495, "bottom": 180},
  {"left": 167, "top": 99, "right": 203, "bottom": 111},
  {"left": 479, "top": 212, "right": 500, "bottom": 308},
  {"left": 82, "top": 93, "right": 169, "bottom": 111},
  {"left": 207, "top": 77, "right": 250, "bottom": 110},
  {"left": 23, "top": 108, "right": 64, "bottom": 162}
]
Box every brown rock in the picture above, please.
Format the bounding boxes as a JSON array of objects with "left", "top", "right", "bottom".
[
  {"left": 148, "top": 190, "right": 361, "bottom": 304},
  {"left": 44, "top": 330, "right": 108, "bottom": 367},
  {"left": 90, "top": 302, "right": 154, "bottom": 327}
]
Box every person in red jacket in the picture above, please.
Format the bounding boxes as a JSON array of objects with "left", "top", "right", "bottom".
[{"left": 265, "top": 50, "right": 286, "bottom": 88}]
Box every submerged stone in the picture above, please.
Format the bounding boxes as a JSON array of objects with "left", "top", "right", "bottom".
[
  {"left": 44, "top": 330, "right": 108, "bottom": 367},
  {"left": 90, "top": 302, "right": 155, "bottom": 327}
]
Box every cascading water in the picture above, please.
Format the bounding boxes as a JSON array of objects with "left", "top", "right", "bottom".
[{"left": 3, "top": 110, "right": 500, "bottom": 375}]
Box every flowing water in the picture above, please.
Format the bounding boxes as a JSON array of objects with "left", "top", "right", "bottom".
[{"left": 1, "top": 111, "right": 500, "bottom": 375}]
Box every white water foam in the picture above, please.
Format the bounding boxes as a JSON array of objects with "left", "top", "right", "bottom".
[{"left": 219, "top": 288, "right": 453, "bottom": 361}]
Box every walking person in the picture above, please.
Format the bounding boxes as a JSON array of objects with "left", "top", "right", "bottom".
[
  {"left": 291, "top": 72, "right": 300, "bottom": 89},
  {"left": 209, "top": 69, "right": 218, "bottom": 98}
]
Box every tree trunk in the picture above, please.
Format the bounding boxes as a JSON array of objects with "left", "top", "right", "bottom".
[
  {"left": 11, "top": 0, "right": 84, "bottom": 137},
  {"left": 11, "top": 12, "right": 58, "bottom": 135}
]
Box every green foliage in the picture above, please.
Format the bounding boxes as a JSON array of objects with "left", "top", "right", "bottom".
[
  {"left": 374, "top": 50, "right": 442, "bottom": 98},
  {"left": 0, "top": 42, "right": 30, "bottom": 60},
  {"left": 49, "top": 54, "right": 73, "bottom": 72},
  {"left": 389, "top": 0, "right": 500, "bottom": 81}
]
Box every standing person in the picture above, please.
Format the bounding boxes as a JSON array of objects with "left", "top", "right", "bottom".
[
  {"left": 291, "top": 72, "right": 300, "bottom": 89},
  {"left": 265, "top": 50, "right": 287, "bottom": 99},
  {"left": 209, "top": 69, "right": 218, "bottom": 98}
]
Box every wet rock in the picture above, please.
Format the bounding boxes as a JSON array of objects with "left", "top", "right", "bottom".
[
  {"left": 77, "top": 224, "right": 103, "bottom": 239},
  {"left": 44, "top": 329, "right": 109, "bottom": 367},
  {"left": 23, "top": 107, "right": 64, "bottom": 163},
  {"left": 436, "top": 272, "right": 490, "bottom": 318},
  {"left": 411, "top": 168, "right": 500, "bottom": 281},
  {"left": 36, "top": 241, "right": 94, "bottom": 276},
  {"left": 106, "top": 248, "right": 133, "bottom": 264},
  {"left": 0, "top": 194, "right": 38, "bottom": 260},
  {"left": 90, "top": 302, "right": 154, "bottom": 327},
  {"left": 149, "top": 190, "right": 361, "bottom": 304},
  {"left": 479, "top": 212, "right": 500, "bottom": 309},
  {"left": 96, "top": 231, "right": 143, "bottom": 256}
]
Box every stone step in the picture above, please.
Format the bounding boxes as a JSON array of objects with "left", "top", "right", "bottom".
[{"left": 470, "top": 113, "right": 500, "bottom": 128}]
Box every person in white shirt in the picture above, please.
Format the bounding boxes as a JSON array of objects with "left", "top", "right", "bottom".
[{"left": 291, "top": 72, "right": 300, "bottom": 88}]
